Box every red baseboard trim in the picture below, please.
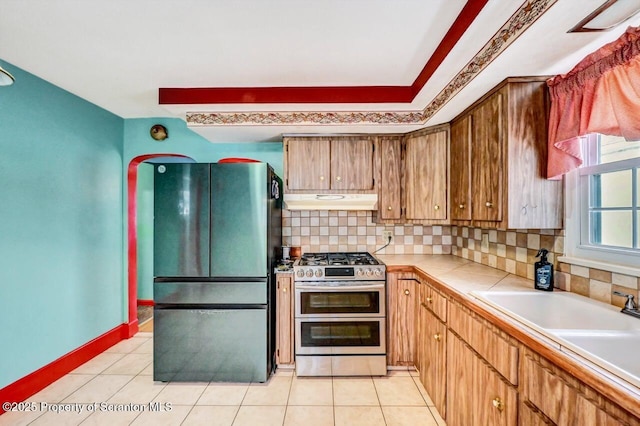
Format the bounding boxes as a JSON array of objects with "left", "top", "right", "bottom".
[
  {"left": 137, "top": 299, "right": 154, "bottom": 306},
  {"left": 0, "top": 323, "right": 130, "bottom": 414}
]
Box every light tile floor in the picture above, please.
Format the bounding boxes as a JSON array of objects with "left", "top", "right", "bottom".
[{"left": 1, "top": 332, "right": 446, "bottom": 426}]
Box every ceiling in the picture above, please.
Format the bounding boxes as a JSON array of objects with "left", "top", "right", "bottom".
[{"left": 2, "top": 0, "right": 639, "bottom": 142}]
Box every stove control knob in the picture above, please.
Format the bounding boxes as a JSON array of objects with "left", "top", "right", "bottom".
[
  {"left": 296, "top": 270, "right": 305, "bottom": 278},
  {"left": 315, "top": 269, "right": 323, "bottom": 277},
  {"left": 357, "top": 269, "right": 364, "bottom": 277},
  {"left": 306, "top": 269, "right": 314, "bottom": 278},
  {"left": 365, "top": 269, "right": 373, "bottom": 277},
  {"left": 374, "top": 269, "right": 383, "bottom": 277}
]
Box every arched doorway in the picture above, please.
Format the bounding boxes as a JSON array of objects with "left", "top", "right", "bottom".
[{"left": 126, "top": 154, "right": 191, "bottom": 337}]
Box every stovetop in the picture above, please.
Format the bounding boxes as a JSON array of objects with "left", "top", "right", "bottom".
[
  {"left": 293, "top": 252, "right": 385, "bottom": 281},
  {"left": 297, "top": 252, "right": 380, "bottom": 266}
]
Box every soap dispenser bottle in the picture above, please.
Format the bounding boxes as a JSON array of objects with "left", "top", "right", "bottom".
[{"left": 534, "top": 249, "right": 553, "bottom": 291}]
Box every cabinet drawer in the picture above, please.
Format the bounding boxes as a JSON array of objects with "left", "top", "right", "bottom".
[
  {"left": 448, "top": 301, "right": 518, "bottom": 385},
  {"left": 523, "top": 354, "right": 579, "bottom": 425},
  {"left": 523, "top": 354, "right": 634, "bottom": 426},
  {"left": 419, "top": 278, "right": 447, "bottom": 322}
]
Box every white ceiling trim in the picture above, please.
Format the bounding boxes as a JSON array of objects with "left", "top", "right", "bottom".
[{"left": 186, "top": 0, "right": 557, "bottom": 128}]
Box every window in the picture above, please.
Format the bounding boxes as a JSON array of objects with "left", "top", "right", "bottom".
[{"left": 564, "top": 134, "right": 640, "bottom": 272}]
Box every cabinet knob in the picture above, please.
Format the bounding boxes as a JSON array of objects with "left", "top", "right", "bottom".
[
  {"left": 283, "top": 287, "right": 287, "bottom": 293},
  {"left": 336, "top": 176, "right": 342, "bottom": 181},
  {"left": 492, "top": 397, "right": 504, "bottom": 412},
  {"left": 319, "top": 176, "right": 325, "bottom": 181},
  {"left": 434, "top": 205, "right": 440, "bottom": 211},
  {"left": 426, "top": 297, "right": 433, "bottom": 303},
  {"left": 459, "top": 204, "right": 465, "bottom": 209},
  {"left": 387, "top": 206, "right": 392, "bottom": 211},
  {"left": 485, "top": 201, "right": 493, "bottom": 208},
  {"left": 404, "top": 289, "right": 410, "bottom": 296},
  {"left": 433, "top": 333, "right": 441, "bottom": 341}
]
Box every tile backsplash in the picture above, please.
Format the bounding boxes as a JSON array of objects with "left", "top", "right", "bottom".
[
  {"left": 282, "top": 211, "right": 639, "bottom": 309},
  {"left": 282, "top": 210, "right": 452, "bottom": 255}
]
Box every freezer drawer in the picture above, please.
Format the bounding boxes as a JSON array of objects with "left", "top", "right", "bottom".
[
  {"left": 154, "top": 307, "right": 269, "bottom": 382},
  {"left": 154, "top": 280, "right": 268, "bottom": 305}
]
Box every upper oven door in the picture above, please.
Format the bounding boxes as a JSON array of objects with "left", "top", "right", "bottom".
[{"left": 295, "top": 281, "right": 385, "bottom": 318}]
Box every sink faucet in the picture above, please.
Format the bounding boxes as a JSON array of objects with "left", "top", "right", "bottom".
[{"left": 612, "top": 290, "right": 640, "bottom": 319}]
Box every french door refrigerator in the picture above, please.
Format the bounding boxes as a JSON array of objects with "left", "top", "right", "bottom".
[{"left": 152, "top": 162, "right": 282, "bottom": 382}]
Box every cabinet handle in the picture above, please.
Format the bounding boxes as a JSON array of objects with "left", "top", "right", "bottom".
[
  {"left": 387, "top": 206, "right": 392, "bottom": 211},
  {"left": 433, "top": 333, "right": 441, "bottom": 341},
  {"left": 319, "top": 176, "right": 325, "bottom": 181},
  {"left": 459, "top": 204, "right": 465, "bottom": 209},
  {"left": 404, "top": 289, "right": 410, "bottom": 296},
  {"left": 336, "top": 176, "right": 342, "bottom": 181},
  {"left": 426, "top": 297, "right": 433, "bottom": 303},
  {"left": 492, "top": 397, "right": 504, "bottom": 412},
  {"left": 485, "top": 201, "right": 493, "bottom": 208},
  {"left": 434, "top": 205, "right": 440, "bottom": 211}
]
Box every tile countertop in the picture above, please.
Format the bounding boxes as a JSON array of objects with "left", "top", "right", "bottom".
[
  {"left": 376, "top": 254, "right": 640, "bottom": 404},
  {"left": 376, "top": 254, "right": 535, "bottom": 294}
]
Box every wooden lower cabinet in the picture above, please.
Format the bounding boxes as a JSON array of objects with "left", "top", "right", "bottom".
[
  {"left": 387, "top": 273, "right": 418, "bottom": 366},
  {"left": 522, "top": 351, "right": 635, "bottom": 426},
  {"left": 275, "top": 274, "right": 294, "bottom": 366},
  {"left": 446, "top": 330, "right": 517, "bottom": 426},
  {"left": 419, "top": 303, "right": 447, "bottom": 418}
]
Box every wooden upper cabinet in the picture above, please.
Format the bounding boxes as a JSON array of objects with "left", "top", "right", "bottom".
[
  {"left": 284, "top": 136, "right": 374, "bottom": 192},
  {"left": 449, "top": 78, "right": 563, "bottom": 229},
  {"left": 378, "top": 136, "right": 402, "bottom": 220},
  {"left": 330, "top": 137, "right": 375, "bottom": 190},
  {"left": 404, "top": 129, "right": 448, "bottom": 221},
  {"left": 286, "top": 138, "right": 331, "bottom": 190},
  {"left": 450, "top": 116, "right": 472, "bottom": 221},
  {"left": 472, "top": 93, "right": 503, "bottom": 222}
]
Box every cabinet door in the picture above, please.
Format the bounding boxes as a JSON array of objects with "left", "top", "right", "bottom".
[
  {"left": 447, "top": 332, "right": 517, "bottom": 426},
  {"left": 378, "top": 136, "right": 402, "bottom": 220},
  {"left": 286, "top": 138, "right": 331, "bottom": 190},
  {"left": 450, "top": 115, "right": 472, "bottom": 221},
  {"left": 330, "top": 138, "right": 375, "bottom": 190},
  {"left": 405, "top": 130, "right": 448, "bottom": 220},
  {"left": 420, "top": 306, "right": 447, "bottom": 419},
  {"left": 276, "top": 275, "right": 294, "bottom": 365},
  {"left": 387, "top": 274, "right": 417, "bottom": 366},
  {"left": 472, "top": 92, "right": 503, "bottom": 221}
]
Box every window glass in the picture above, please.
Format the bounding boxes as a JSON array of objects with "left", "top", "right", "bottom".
[
  {"left": 597, "top": 136, "right": 640, "bottom": 164},
  {"left": 589, "top": 170, "right": 632, "bottom": 208},
  {"left": 589, "top": 211, "right": 633, "bottom": 248}
]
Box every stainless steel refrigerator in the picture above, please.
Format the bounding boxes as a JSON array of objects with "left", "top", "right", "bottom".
[{"left": 152, "top": 162, "right": 282, "bottom": 383}]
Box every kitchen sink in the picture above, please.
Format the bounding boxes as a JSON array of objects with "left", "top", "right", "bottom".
[
  {"left": 471, "top": 291, "right": 640, "bottom": 331},
  {"left": 471, "top": 290, "right": 640, "bottom": 389},
  {"left": 553, "top": 330, "right": 640, "bottom": 388}
]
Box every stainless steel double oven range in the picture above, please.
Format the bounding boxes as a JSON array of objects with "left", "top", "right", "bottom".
[{"left": 294, "top": 252, "right": 387, "bottom": 376}]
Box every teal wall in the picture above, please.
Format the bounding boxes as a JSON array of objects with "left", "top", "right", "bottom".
[
  {"left": 123, "top": 119, "right": 284, "bottom": 302},
  {"left": 0, "top": 60, "right": 125, "bottom": 389}
]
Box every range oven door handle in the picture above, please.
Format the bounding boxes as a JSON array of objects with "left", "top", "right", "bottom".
[{"left": 295, "top": 284, "right": 385, "bottom": 291}]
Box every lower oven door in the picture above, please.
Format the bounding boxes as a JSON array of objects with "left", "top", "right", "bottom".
[
  {"left": 295, "top": 281, "right": 385, "bottom": 318},
  {"left": 295, "top": 317, "right": 386, "bottom": 355}
]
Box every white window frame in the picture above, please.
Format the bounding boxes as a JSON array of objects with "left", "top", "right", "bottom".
[{"left": 561, "top": 136, "right": 640, "bottom": 277}]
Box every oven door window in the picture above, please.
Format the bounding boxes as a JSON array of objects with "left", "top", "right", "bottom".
[
  {"left": 300, "top": 321, "right": 380, "bottom": 347},
  {"left": 300, "top": 291, "right": 380, "bottom": 315}
]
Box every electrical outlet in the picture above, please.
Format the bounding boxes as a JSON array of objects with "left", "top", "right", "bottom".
[
  {"left": 481, "top": 233, "right": 489, "bottom": 252},
  {"left": 382, "top": 230, "right": 393, "bottom": 242}
]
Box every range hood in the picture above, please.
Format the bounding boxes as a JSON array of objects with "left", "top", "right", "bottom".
[{"left": 283, "top": 193, "right": 378, "bottom": 211}]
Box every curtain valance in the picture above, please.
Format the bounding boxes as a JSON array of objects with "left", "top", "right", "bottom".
[{"left": 547, "top": 26, "right": 640, "bottom": 179}]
